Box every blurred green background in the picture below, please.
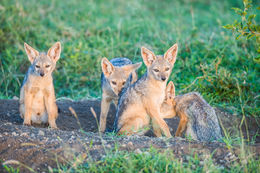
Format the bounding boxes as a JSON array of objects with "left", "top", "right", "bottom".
[{"left": 0, "top": 0, "right": 259, "bottom": 118}]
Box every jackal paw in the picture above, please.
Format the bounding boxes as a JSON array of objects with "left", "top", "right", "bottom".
[
  {"left": 175, "top": 133, "right": 181, "bottom": 137},
  {"left": 49, "top": 122, "right": 58, "bottom": 129},
  {"left": 99, "top": 127, "right": 105, "bottom": 133},
  {"left": 23, "top": 120, "right": 31, "bottom": 126}
]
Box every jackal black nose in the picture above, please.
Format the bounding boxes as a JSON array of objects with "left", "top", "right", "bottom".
[
  {"left": 40, "top": 72, "right": 44, "bottom": 77},
  {"left": 161, "top": 77, "right": 166, "bottom": 81}
]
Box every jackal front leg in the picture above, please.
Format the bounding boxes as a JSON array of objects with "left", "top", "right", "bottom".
[
  {"left": 152, "top": 118, "right": 162, "bottom": 137},
  {"left": 175, "top": 111, "right": 188, "bottom": 137},
  {"left": 44, "top": 88, "right": 58, "bottom": 129},
  {"left": 23, "top": 89, "right": 33, "bottom": 126},
  {"left": 148, "top": 105, "right": 171, "bottom": 137},
  {"left": 99, "top": 94, "right": 111, "bottom": 132}
]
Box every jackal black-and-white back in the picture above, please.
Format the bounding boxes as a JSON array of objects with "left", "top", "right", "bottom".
[{"left": 99, "top": 57, "right": 142, "bottom": 133}]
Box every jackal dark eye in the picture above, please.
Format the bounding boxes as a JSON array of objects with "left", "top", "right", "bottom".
[
  {"left": 122, "top": 81, "right": 126, "bottom": 85},
  {"left": 111, "top": 81, "right": 117, "bottom": 85},
  {"left": 36, "top": 65, "right": 40, "bottom": 68},
  {"left": 46, "top": 65, "right": 50, "bottom": 68},
  {"left": 153, "top": 69, "right": 159, "bottom": 72},
  {"left": 165, "top": 67, "right": 170, "bottom": 71}
]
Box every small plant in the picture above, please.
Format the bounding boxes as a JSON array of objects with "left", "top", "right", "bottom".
[
  {"left": 223, "top": 0, "right": 260, "bottom": 63},
  {"left": 3, "top": 165, "right": 20, "bottom": 173}
]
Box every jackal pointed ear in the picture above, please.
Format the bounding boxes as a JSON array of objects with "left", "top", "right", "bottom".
[
  {"left": 24, "top": 42, "right": 39, "bottom": 64},
  {"left": 122, "top": 62, "right": 142, "bottom": 74},
  {"left": 132, "top": 62, "right": 142, "bottom": 71},
  {"left": 47, "top": 42, "right": 61, "bottom": 63},
  {"left": 166, "top": 81, "right": 175, "bottom": 101},
  {"left": 164, "top": 44, "right": 178, "bottom": 65},
  {"left": 141, "top": 47, "right": 156, "bottom": 67},
  {"left": 101, "top": 57, "right": 115, "bottom": 77}
]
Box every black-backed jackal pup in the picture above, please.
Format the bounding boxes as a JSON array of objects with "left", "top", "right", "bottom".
[
  {"left": 99, "top": 57, "right": 142, "bottom": 132},
  {"left": 114, "top": 44, "right": 178, "bottom": 137},
  {"left": 160, "top": 81, "right": 223, "bottom": 141},
  {"left": 19, "top": 42, "right": 61, "bottom": 129}
]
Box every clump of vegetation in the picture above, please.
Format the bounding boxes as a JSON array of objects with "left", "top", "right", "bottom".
[
  {"left": 223, "top": 0, "right": 260, "bottom": 63},
  {"left": 223, "top": 0, "right": 259, "bottom": 40},
  {"left": 50, "top": 147, "right": 260, "bottom": 172},
  {"left": 4, "top": 146, "right": 259, "bottom": 173}
]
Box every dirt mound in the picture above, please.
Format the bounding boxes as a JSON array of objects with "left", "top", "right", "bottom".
[{"left": 0, "top": 99, "right": 259, "bottom": 172}]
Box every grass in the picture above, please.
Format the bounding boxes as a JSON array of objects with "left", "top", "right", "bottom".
[
  {"left": 0, "top": 0, "right": 259, "bottom": 118},
  {"left": 55, "top": 148, "right": 260, "bottom": 173},
  {"left": 4, "top": 145, "right": 260, "bottom": 173}
]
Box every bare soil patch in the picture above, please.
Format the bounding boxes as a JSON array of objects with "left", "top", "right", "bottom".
[{"left": 0, "top": 99, "right": 259, "bottom": 172}]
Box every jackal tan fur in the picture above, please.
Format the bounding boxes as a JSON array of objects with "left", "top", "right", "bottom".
[
  {"left": 19, "top": 42, "right": 61, "bottom": 128},
  {"left": 99, "top": 57, "right": 142, "bottom": 132},
  {"left": 161, "top": 81, "right": 223, "bottom": 141},
  {"left": 113, "top": 44, "right": 178, "bottom": 137}
]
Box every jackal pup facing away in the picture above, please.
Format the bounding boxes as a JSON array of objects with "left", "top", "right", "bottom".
[
  {"left": 114, "top": 44, "right": 178, "bottom": 137},
  {"left": 19, "top": 42, "right": 61, "bottom": 128},
  {"left": 161, "top": 81, "right": 223, "bottom": 141},
  {"left": 99, "top": 57, "right": 142, "bottom": 132}
]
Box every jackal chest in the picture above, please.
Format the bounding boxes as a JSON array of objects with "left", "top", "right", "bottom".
[
  {"left": 27, "top": 87, "right": 45, "bottom": 113},
  {"left": 25, "top": 77, "right": 53, "bottom": 115},
  {"left": 29, "top": 89, "right": 48, "bottom": 124},
  {"left": 145, "top": 87, "right": 165, "bottom": 105},
  {"left": 32, "top": 88, "right": 45, "bottom": 103}
]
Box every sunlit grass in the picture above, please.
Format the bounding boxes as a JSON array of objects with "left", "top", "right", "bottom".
[{"left": 0, "top": 0, "right": 259, "bottom": 116}]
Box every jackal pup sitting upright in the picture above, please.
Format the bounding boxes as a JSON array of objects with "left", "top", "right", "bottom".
[
  {"left": 19, "top": 42, "right": 61, "bottom": 128},
  {"left": 160, "top": 81, "right": 223, "bottom": 141},
  {"left": 114, "top": 44, "right": 178, "bottom": 137},
  {"left": 99, "top": 57, "right": 142, "bottom": 132}
]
